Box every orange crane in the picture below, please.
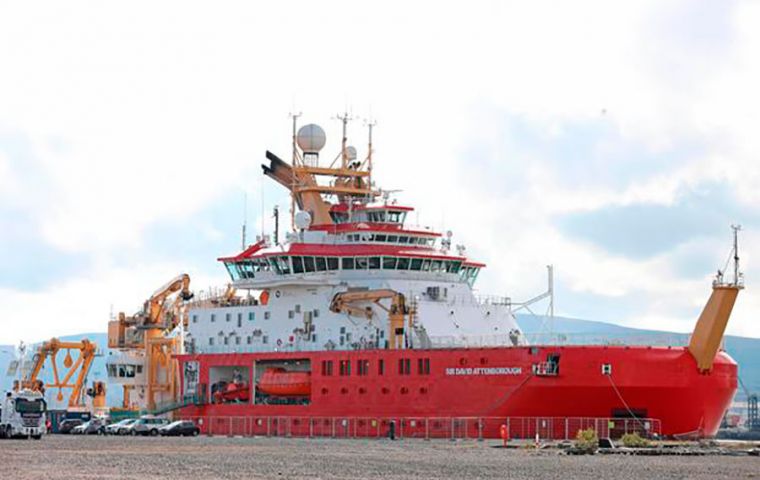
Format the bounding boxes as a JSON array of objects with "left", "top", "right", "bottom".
[
  {"left": 329, "top": 289, "right": 416, "bottom": 350},
  {"left": 18, "top": 338, "right": 105, "bottom": 411},
  {"left": 109, "top": 274, "right": 193, "bottom": 411}
]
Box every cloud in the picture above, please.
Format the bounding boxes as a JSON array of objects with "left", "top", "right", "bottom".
[
  {"left": 1, "top": 0, "right": 760, "bottom": 343},
  {"left": 558, "top": 183, "right": 760, "bottom": 259}
]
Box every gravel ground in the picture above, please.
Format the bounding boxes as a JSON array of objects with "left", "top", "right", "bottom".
[{"left": 1, "top": 436, "right": 758, "bottom": 480}]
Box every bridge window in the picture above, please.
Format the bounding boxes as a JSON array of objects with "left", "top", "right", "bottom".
[
  {"left": 315, "top": 257, "right": 327, "bottom": 271},
  {"left": 397, "top": 257, "right": 410, "bottom": 270},
  {"left": 224, "top": 262, "right": 240, "bottom": 281},
  {"left": 410, "top": 258, "right": 423, "bottom": 270},
  {"left": 327, "top": 257, "right": 339, "bottom": 270},
  {"left": 382, "top": 257, "right": 397, "bottom": 269},
  {"left": 368, "top": 257, "right": 381, "bottom": 269},
  {"left": 292, "top": 256, "right": 304, "bottom": 274},
  {"left": 267, "top": 257, "right": 280, "bottom": 274},
  {"left": 355, "top": 257, "right": 368, "bottom": 269},
  {"left": 303, "top": 256, "right": 316, "bottom": 272},
  {"left": 277, "top": 256, "right": 291, "bottom": 275},
  {"left": 342, "top": 257, "right": 354, "bottom": 270}
]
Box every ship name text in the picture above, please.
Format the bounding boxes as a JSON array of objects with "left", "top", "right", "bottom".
[{"left": 445, "top": 367, "right": 523, "bottom": 376}]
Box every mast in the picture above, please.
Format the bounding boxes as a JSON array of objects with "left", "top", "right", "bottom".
[
  {"left": 289, "top": 112, "right": 301, "bottom": 230},
  {"left": 337, "top": 112, "right": 351, "bottom": 169},
  {"left": 732, "top": 224, "right": 741, "bottom": 285},
  {"left": 365, "top": 118, "right": 376, "bottom": 195}
]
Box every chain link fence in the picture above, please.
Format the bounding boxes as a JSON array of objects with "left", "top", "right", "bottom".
[{"left": 179, "top": 415, "right": 661, "bottom": 440}]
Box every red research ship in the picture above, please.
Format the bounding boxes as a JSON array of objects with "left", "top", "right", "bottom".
[{"left": 175, "top": 116, "right": 740, "bottom": 439}]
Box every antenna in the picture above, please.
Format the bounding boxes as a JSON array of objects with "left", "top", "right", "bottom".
[
  {"left": 336, "top": 112, "right": 352, "bottom": 169},
  {"left": 732, "top": 224, "right": 742, "bottom": 286},
  {"left": 289, "top": 112, "right": 301, "bottom": 231},
  {"left": 289, "top": 111, "right": 302, "bottom": 166},
  {"left": 364, "top": 118, "right": 376, "bottom": 190},
  {"left": 241, "top": 191, "right": 247, "bottom": 250},
  {"left": 273, "top": 205, "right": 280, "bottom": 246}
]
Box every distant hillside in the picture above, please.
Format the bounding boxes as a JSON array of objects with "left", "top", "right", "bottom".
[{"left": 1, "top": 317, "right": 758, "bottom": 407}]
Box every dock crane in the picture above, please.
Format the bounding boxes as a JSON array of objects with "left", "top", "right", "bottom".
[
  {"left": 16, "top": 338, "right": 105, "bottom": 412},
  {"left": 329, "top": 289, "right": 416, "bottom": 350},
  {"left": 738, "top": 377, "right": 759, "bottom": 431}
]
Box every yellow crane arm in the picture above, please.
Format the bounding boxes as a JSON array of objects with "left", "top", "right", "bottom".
[
  {"left": 329, "top": 289, "right": 414, "bottom": 350},
  {"left": 147, "top": 273, "right": 193, "bottom": 325},
  {"left": 688, "top": 284, "right": 741, "bottom": 372}
]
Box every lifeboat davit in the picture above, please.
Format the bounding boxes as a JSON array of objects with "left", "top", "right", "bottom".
[{"left": 258, "top": 368, "right": 311, "bottom": 397}]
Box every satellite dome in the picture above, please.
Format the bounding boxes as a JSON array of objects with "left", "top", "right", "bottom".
[
  {"left": 294, "top": 210, "right": 312, "bottom": 230},
  {"left": 345, "top": 146, "right": 357, "bottom": 161},
  {"left": 296, "top": 124, "right": 326, "bottom": 153}
]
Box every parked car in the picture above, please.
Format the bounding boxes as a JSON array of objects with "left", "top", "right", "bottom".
[
  {"left": 106, "top": 419, "right": 136, "bottom": 435},
  {"left": 127, "top": 416, "right": 169, "bottom": 436},
  {"left": 159, "top": 420, "right": 200, "bottom": 437},
  {"left": 58, "top": 418, "right": 84, "bottom": 434},
  {"left": 72, "top": 418, "right": 107, "bottom": 435}
]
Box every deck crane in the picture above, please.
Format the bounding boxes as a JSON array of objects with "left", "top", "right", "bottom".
[
  {"left": 329, "top": 289, "right": 416, "bottom": 350},
  {"left": 17, "top": 338, "right": 105, "bottom": 412},
  {"left": 108, "top": 274, "right": 194, "bottom": 412}
]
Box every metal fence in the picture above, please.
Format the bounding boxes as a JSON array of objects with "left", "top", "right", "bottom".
[{"left": 177, "top": 415, "right": 661, "bottom": 441}]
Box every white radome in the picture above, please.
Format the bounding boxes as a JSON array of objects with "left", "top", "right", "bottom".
[
  {"left": 296, "top": 124, "right": 327, "bottom": 153},
  {"left": 294, "top": 210, "right": 312, "bottom": 230},
  {"left": 346, "top": 146, "right": 357, "bottom": 161}
]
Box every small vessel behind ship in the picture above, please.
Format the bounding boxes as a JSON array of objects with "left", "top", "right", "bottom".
[{"left": 112, "top": 115, "right": 742, "bottom": 438}]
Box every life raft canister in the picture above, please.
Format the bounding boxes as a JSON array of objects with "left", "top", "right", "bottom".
[{"left": 260, "top": 290, "right": 270, "bottom": 305}]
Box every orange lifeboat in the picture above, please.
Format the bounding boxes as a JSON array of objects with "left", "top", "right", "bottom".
[
  {"left": 213, "top": 381, "right": 250, "bottom": 403},
  {"left": 258, "top": 368, "right": 311, "bottom": 397}
]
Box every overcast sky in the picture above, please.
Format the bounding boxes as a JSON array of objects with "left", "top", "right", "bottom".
[{"left": 1, "top": 1, "right": 760, "bottom": 344}]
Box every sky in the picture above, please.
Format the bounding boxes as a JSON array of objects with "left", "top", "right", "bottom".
[{"left": 1, "top": 0, "right": 760, "bottom": 344}]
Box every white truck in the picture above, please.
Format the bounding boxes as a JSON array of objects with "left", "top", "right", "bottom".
[{"left": 0, "top": 389, "right": 46, "bottom": 439}]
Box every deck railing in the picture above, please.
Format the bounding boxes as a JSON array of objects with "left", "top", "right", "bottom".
[
  {"left": 428, "top": 332, "right": 689, "bottom": 349},
  {"left": 175, "top": 415, "right": 661, "bottom": 441}
]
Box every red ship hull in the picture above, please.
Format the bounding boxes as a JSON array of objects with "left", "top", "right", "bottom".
[{"left": 177, "top": 345, "right": 736, "bottom": 438}]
